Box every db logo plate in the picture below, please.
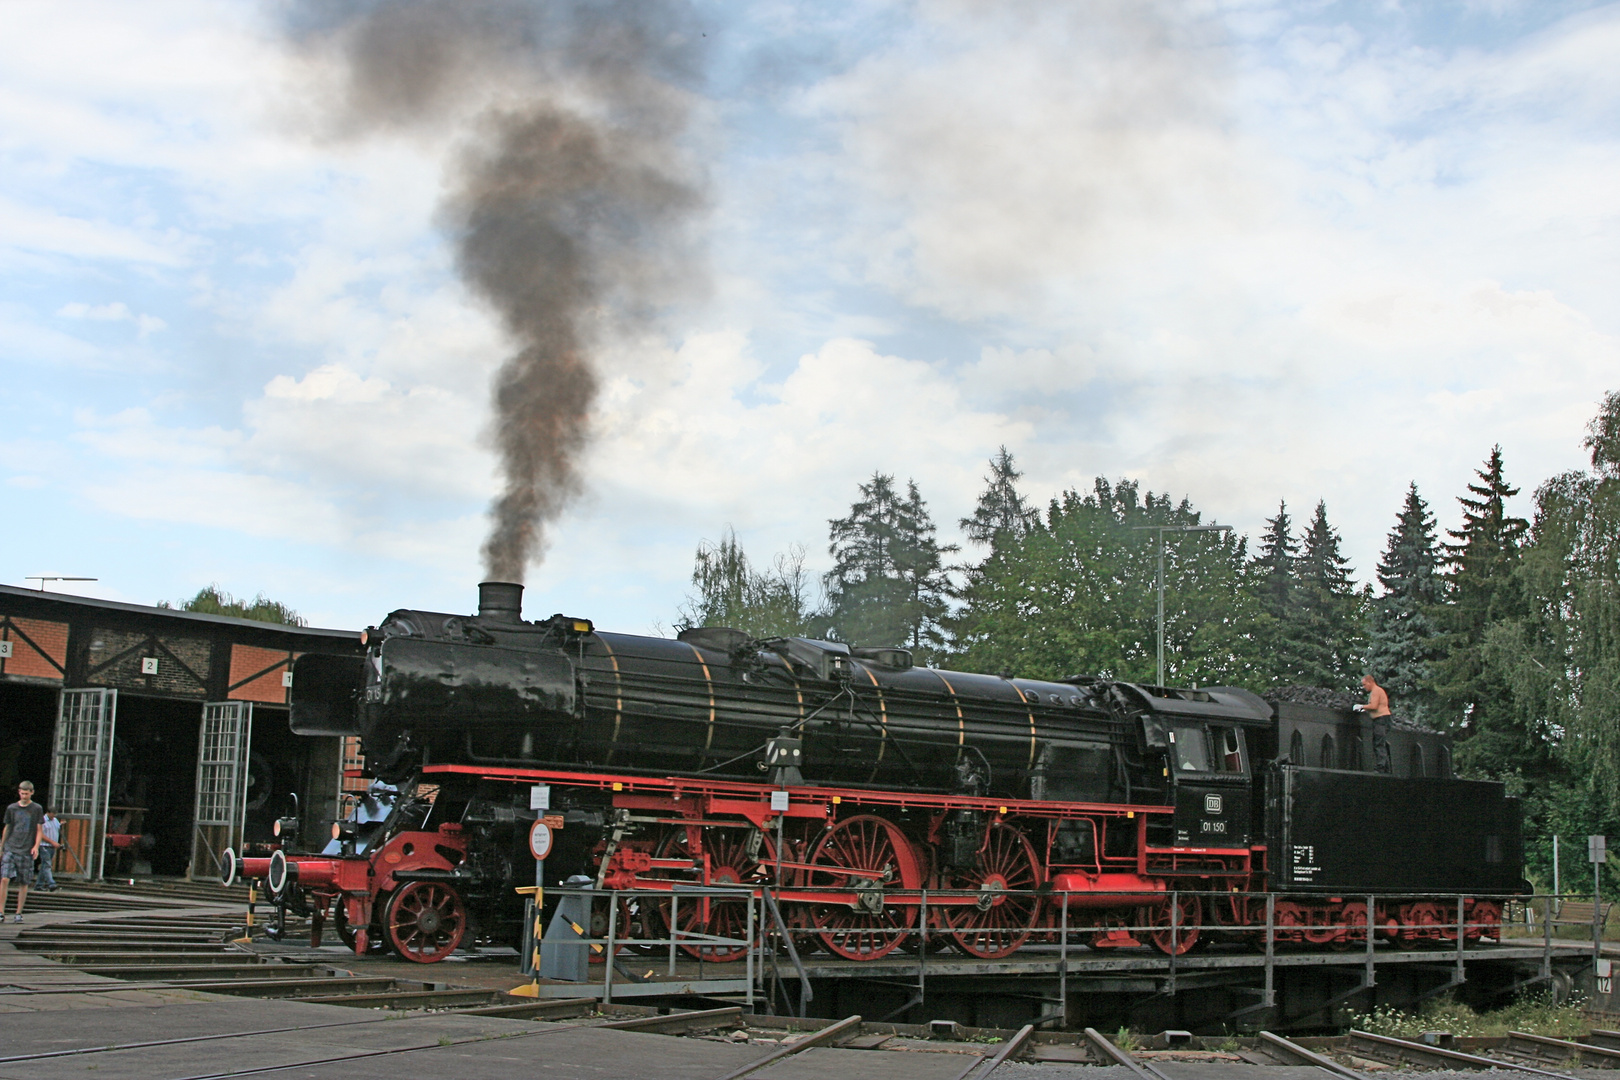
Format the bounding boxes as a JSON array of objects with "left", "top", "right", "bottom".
[{"left": 1204, "top": 794, "right": 1223, "bottom": 814}]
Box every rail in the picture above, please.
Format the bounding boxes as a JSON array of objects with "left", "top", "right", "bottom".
[
  {"left": 1083, "top": 1026, "right": 1171, "bottom": 1080},
  {"left": 1257, "top": 1030, "right": 1365, "bottom": 1080},
  {"left": 1347, "top": 1029, "right": 1580, "bottom": 1080}
]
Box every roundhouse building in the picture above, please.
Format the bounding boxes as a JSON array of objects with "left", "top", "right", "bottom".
[{"left": 0, "top": 584, "right": 363, "bottom": 881}]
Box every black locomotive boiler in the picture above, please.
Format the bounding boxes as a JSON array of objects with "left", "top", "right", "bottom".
[{"left": 247, "top": 582, "right": 1525, "bottom": 963}]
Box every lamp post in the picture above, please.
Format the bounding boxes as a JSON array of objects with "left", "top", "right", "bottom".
[{"left": 1131, "top": 525, "right": 1233, "bottom": 687}]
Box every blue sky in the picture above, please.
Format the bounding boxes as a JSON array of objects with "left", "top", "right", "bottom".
[{"left": 3, "top": 0, "right": 1618, "bottom": 634}]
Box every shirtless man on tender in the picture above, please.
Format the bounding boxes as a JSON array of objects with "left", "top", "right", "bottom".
[{"left": 1353, "top": 675, "right": 1392, "bottom": 774}]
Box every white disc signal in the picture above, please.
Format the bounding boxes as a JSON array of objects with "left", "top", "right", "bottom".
[{"left": 528, "top": 820, "right": 554, "bottom": 861}]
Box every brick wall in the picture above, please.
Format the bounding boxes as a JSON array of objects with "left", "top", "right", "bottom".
[
  {"left": 84, "top": 628, "right": 211, "bottom": 696},
  {"left": 227, "top": 644, "right": 297, "bottom": 705},
  {"left": 0, "top": 616, "right": 68, "bottom": 680}
]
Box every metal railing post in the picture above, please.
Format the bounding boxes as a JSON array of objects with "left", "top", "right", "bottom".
[
  {"left": 604, "top": 894, "right": 617, "bottom": 1006},
  {"left": 669, "top": 892, "right": 679, "bottom": 977},
  {"left": 1059, "top": 892, "right": 1070, "bottom": 1024},
  {"left": 1455, "top": 894, "right": 1466, "bottom": 984},
  {"left": 1167, "top": 890, "right": 1178, "bottom": 995},
  {"left": 1543, "top": 891, "right": 1553, "bottom": 980},
  {"left": 1365, "top": 894, "right": 1376, "bottom": 989},
  {"left": 918, "top": 888, "right": 927, "bottom": 1011},
  {"left": 1264, "top": 892, "right": 1275, "bottom": 1008},
  {"left": 746, "top": 892, "right": 755, "bottom": 1011}
]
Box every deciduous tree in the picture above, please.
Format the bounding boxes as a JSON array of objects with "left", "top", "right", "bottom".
[
  {"left": 947, "top": 478, "right": 1256, "bottom": 685},
  {"left": 677, "top": 528, "right": 811, "bottom": 638}
]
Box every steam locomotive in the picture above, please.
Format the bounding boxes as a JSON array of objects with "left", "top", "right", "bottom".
[{"left": 228, "top": 582, "right": 1526, "bottom": 964}]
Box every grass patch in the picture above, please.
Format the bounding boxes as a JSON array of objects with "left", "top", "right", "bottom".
[{"left": 1356, "top": 991, "right": 1587, "bottom": 1039}]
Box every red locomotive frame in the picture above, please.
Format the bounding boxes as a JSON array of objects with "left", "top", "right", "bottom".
[{"left": 234, "top": 762, "right": 1503, "bottom": 964}]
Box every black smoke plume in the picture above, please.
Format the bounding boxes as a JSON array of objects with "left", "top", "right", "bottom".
[{"left": 284, "top": 0, "right": 707, "bottom": 581}]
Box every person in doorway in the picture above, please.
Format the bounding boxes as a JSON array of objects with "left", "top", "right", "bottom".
[
  {"left": 1352, "top": 675, "right": 1392, "bottom": 774},
  {"left": 1, "top": 781, "right": 45, "bottom": 922},
  {"left": 37, "top": 807, "right": 61, "bottom": 891}
]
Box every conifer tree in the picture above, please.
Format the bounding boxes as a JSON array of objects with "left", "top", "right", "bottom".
[
  {"left": 1431, "top": 446, "right": 1534, "bottom": 776},
  {"left": 823, "top": 473, "right": 955, "bottom": 657},
  {"left": 1294, "top": 500, "right": 1362, "bottom": 686},
  {"left": 1366, "top": 483, "right": 1444, "bottom": 723},
  {"left": 961, "top": 446, "right": 1037, "bottom": 548},
  {"left": 1246, "top": 502, "right": 1310, "bottom": 685},
  {"left": 1253, "top": 502, "right": 1298, "bottom": 616}
]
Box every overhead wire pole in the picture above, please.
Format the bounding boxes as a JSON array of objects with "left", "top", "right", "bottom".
[{"left": 1131, "top": 524, "right": 1233, "bottom": 687}]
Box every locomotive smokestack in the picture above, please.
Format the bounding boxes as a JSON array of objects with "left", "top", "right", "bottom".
[{"left": 477, "top": 581, "right": 525, "bottom": 624}]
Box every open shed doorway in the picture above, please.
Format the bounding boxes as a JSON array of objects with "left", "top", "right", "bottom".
[
  {"left": 243, "top": 706, "right": 306, "bottom": 848},
  {"left": 0, "top": 684, "right": 57, "bottom": 799},
  {"left": 106, "top": 694, "right": 201, "bottom": 878}
]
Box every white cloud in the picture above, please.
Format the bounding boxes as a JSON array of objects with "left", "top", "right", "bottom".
[
  {"left": 4, "top": 0, "right": 1619, "bottom": 634},
  {"left": 55, "top": 301, "right": 168, "bottom": 336}
]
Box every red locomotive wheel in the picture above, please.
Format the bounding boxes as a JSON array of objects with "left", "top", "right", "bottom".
[
  {"left": 385, "top": 881, "right": 466, "bottom": 963},
  {"left": 1328, "top": 902, "right": 1368, "bottom": 951},
  {"left": 655, "top": 826, "right": 773, "bottom": 962},
  {"left": 1142, "top": 893, "right": 1203, "bottom": 956},
  {"left": 1469, "top": 901, "right": 1503, "bottom": 942},
  {"left": 805, "top": 815, "right": 922, "bottom": 961},
  {"left": 942, "top": 822, "right": 1043, "bottom": 960}
]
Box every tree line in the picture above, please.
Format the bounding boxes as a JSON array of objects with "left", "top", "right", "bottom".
[{"left": 678, "top": 392, "right": 1620, "bottom": 888}]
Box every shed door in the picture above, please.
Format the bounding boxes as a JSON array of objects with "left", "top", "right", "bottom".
[
  {"left": 190, "top": 702, "right": 252, "bottom": 881},
  {"left": 49, "top": 688, "right": 118, "bottom": 881}
]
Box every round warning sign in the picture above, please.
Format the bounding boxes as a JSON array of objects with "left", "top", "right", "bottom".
[{"left": 527, "top": 820, "right": 554, "bottom": 861}]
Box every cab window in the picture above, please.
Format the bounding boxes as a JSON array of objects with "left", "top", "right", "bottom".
[
  {"left": 1169, "top": 725, "right": 1211, "bottom": 772},
  {"left": 1213, "top": 726, "right": 1245, "bottom": 772}
]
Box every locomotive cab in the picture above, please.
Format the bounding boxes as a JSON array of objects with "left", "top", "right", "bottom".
[{"left": 1167, "top": 722, "right": 1252, "bottom": 847}]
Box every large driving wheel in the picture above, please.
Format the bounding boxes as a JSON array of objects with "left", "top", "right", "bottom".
[
  {"left": 385, "top": 881, "right": 466, "bottom": 963},
  {"left": 805, "top": 815, "right": 922, "bottom": 961},
  {"left": 941, "top": 822, "right": 1043, "bottom": 959},
  {"left": 655, "top": 826, "right": 772, "bottom": 962},
  {"left": 1142, "top": 893, "right": 1202, "bottom": 956}
]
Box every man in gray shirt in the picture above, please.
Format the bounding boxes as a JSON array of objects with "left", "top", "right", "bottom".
[{"left": 1, "top": 780, "right": 45, "bottom": 923}]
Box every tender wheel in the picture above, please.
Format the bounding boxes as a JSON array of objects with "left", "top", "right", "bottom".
[
  {"left": 941, "top": 822, "right": 1042, "bottom": 959},
  {"left": 385, "top": 881, "right": 466, "bottom": 963},
  {"left": 805, "top": 815, "right": 922, "bottom": 961},
  {"left": 1469, "top": 901, "right": 1502, "bottom": 942},
  {"left": 655, "top": 826, "right": 773, "bottom": 962},
  {"left": 1143, "top": 893, "right": 1202, "bottom": 956},
  {"left": 1329, "top": 902, "right": 1368, "bottom": 951}
]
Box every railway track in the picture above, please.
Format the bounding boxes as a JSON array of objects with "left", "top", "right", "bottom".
[
  {"left": 10, "top": 892, "right": 1619, "bottom": 1078},
  {"left": 4, "top": 907, "right": 583, "bottom": 1014}
]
